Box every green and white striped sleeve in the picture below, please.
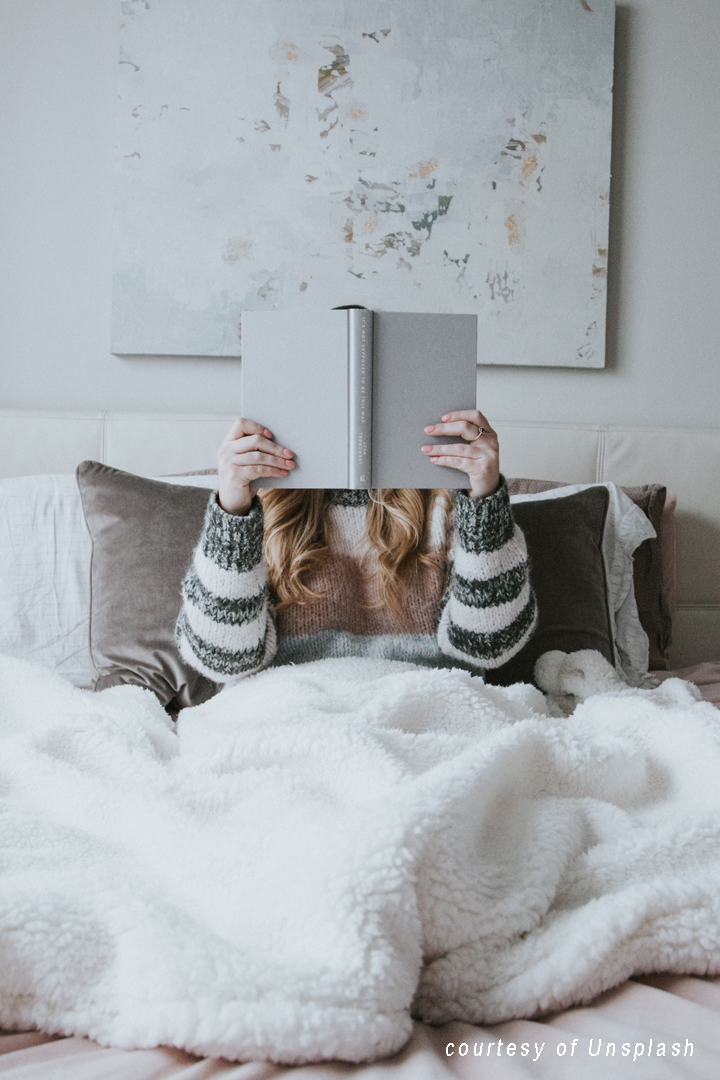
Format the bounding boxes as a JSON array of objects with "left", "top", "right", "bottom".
[
  {"left": 437, "top": 479, "right": 537, "bottom": 670},
  {"left": 175, "top": 493, "right": 277, "bottom": 682}
]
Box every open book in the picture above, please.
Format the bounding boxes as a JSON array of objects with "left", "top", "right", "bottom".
[{"left": 242, "top": 310, "right": 477, "bottom": 489}]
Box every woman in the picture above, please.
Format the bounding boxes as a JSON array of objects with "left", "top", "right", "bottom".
[{"left": 176, "top": 410, "right": 537, "bottom": 682}]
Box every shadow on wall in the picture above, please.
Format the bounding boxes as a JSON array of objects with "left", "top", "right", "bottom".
[{"left": 604, "top": 3, "right": 633, "bottom": 375}]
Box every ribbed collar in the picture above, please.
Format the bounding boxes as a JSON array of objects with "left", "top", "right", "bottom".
[{"left": 325, "top": 490, "right": 372, "bottom": 507}]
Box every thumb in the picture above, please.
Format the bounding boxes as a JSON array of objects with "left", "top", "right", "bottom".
[{"left": 225, "top": 417, "right": 245, "bottom": 441}]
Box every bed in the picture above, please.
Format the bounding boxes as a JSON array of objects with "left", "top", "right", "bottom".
[{"left": 1, "top": 409, "right": 719, "bottom": 1077}]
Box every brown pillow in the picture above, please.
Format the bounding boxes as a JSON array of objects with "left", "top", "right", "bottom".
[
  {"left": 485, "top": 485, "right": 614, "bottom": 688},
  {"left": 619, "top": 485, "right": 671, "bottom": 670},
  {"left": 76, "top": 461, "right": 220, "bottom": 711},
  {"left": 506, "top": 479, "right": 672, "bottom": 669}
]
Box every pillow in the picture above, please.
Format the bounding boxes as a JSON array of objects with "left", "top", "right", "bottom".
[
  {"left": 0, "top": 474, "right": 95, "bottom": 687},
  {"left": 76, "top": 460, "right": 219, "bottom": 711},
  {"left": 661, "top": 492, "right": 677, "bottom": 618},
  {"left": 507, "top": 479, "right": 673, "bottom": 670},
  {"left": 507, "top": 482, "right": 657, "bottom": 685},
  {"left": 75, "top": 464, "right": 654, "bottom": 706},
  {"left": 3, "top": 466, "right": 663, "bottom": 705},
  {"left": 484, "top": 486, "right": 615, "bottom": 688},
  {"left": 620, "top": 485, "right": 672, "bottom": 670}
]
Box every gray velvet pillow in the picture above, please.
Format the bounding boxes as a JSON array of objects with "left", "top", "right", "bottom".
[
  {"left": 76, "top": 461, "right": 219, "bottom": 711},
  {"left": 486, "top": 485, "right": 614, "bottom": 688}
]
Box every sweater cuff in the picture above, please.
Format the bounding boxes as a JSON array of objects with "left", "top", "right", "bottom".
[
  {"left": 200, "top": 492, "right": 264, "bottom": 573},
  {"left": 454, "top": 476, "right": 515, "bottom": 554}
]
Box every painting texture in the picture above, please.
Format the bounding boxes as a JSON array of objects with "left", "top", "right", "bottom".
[{"left": 112, "top": 0, "right": 614, "bottom": 365}]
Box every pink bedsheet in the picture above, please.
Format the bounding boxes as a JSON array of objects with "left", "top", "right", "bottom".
[
  {"left": 3, "top": 662, "right": 720, "bottom": 1078},
  {"left": 3, "top": 978, "right": 720, "bottom": 1079}
]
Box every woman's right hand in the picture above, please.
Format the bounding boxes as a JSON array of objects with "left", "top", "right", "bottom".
[{"left": 217, "top": 418, "right": 295, "bottom": 515}]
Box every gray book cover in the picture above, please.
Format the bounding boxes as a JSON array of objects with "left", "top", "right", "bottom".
[{"left": 242, "top": 310, "right": 477, "bottom": 489}]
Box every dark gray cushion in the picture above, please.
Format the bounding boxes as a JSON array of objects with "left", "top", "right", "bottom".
[
  {"left": 487, "top": 486, "right": 613, "bottom": 688},
  {"left": 77, "top": 461, "right": 219, "bottom": 711},
  {"left": 507, "top": 479, "right": 672, "bottom": 670}
]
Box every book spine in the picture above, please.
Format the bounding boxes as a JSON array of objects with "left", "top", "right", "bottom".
[{"left": 348, "top": 309, "right": 373, "bottom": 488}]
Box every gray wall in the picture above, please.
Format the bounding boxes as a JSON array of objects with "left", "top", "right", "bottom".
[{"left": 1, "top": 0, "right": 719, "bottom": 427}]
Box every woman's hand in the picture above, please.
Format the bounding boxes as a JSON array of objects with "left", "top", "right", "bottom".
[
  {"left": 421, "top": 409, "right": 500, "bottom": 498},
  {"left": 217, "top": 418, "right": 295, "bottom": 515}
]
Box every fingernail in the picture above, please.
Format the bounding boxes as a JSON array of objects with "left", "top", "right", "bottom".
[
  {"left": 441, "top": 415, "right": 450, "bottom": 421},
  {"left": 421, "top": 446, "right": 431, "bottom": 452},
  {"left": 287, "top": 460, "right": 295, "bottom": 467},
  {"left": 424, "top": 425, "right": 434, "bottom": 433},
  {"left": 264, "top": 430, "right": 273, "bottom": 438},
  {"left": 430, "top": 457, "right": 439, "bottom": 463}
]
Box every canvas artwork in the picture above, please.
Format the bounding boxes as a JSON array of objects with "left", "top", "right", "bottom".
[{"left": 112, "top": 0, "right": 614, "bottom": 366}]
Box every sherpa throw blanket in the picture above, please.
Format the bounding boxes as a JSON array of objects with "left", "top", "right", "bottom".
[{"left": 1, "top": 652, "right": 720, "bottom": 1064}]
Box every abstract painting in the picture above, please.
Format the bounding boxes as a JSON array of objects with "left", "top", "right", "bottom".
[{"left": 112, "top": 0, "right": 614, "bottom": 365}]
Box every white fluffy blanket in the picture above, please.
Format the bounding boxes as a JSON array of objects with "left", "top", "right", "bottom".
[{"left": 1, "top": 652, "right": 720, "bottom": 1064}]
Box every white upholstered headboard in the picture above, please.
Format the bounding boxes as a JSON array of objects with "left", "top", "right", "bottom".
[{"left": 1, "top": 408, "right": 718, "bottom": 669}]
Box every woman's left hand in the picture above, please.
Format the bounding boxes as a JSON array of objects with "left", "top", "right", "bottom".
[{"left": 421, "top": 409, "right": 500, "bottom": 498}]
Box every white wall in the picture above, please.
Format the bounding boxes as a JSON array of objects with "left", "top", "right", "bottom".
[{"left": 1, "top": 0, "right": 719, "bottom": 426}]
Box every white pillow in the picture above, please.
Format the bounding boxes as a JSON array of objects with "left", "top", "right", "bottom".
[
  {"left": 0, "top": 474, "right": 95, "bottom": 687},
  {"left": 510, "top": 483, "right": 656, "bottom": 685}
]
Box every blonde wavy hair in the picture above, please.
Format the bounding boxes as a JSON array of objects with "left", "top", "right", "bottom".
[{"left": 258, "top": 488, "right": 453, "bottom": 625}]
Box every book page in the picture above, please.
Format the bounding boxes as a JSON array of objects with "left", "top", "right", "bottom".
[
  {"left": 242, "top": 310, "right": 349, "bottom": 488},
  {"left": 372, "top": 313, "right": 477, "bottom": 489}
]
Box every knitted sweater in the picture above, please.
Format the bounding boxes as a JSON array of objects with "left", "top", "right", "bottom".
[{"left": 176, "top": 480, "right": 537, "bottom": 682}]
